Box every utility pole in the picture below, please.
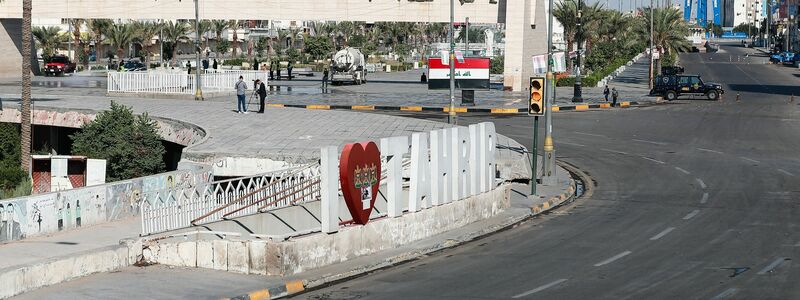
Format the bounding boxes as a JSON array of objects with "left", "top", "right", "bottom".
[
  {"left": 194, "top": 0, "right": 204, "bottom": 101},
  {"left": 465, "top": 17, "right": 470, "bottom": 56},
  {"left": 542, "top": 0, "right": 557, "bottom": 185},
  {"left": 649, "top": 0, "right": 654, "bottom": 90},
  {"left": 573, "top": 0, "right": 584, "bottom": 102},
  {"left": 448, "top": 0, "right": 457, "bottom": 125},
  {"left": 160, "top": 20, "right": 164, "bottom": 68}
]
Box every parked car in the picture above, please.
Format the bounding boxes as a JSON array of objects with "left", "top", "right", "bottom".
[
  {"left": 43, "top": 55, "right": 76, "bottom": 76},
  {"left": 123, "top": 61, "right": 147, "bottom": 72},
  {"left": 769, "top": 51, "right": 796, "bottom": 65},
  {"left": 650, "top": 74, "right": 724, "bottom": 101}
]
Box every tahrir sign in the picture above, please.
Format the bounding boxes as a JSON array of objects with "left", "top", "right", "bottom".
[{"left": 319, "top": 122, "right": 497, "bottom": 232}]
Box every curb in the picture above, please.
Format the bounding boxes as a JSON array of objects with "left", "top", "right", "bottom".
[
  {"left": 224, "top": 179, "right": 579, "bottom": 300},
  {"left": 266, "top": 101, "right": 640, "bottom": 114}
]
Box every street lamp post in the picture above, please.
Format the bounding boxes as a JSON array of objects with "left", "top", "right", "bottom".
[
  {"left": 193, "top": 0, "right": 203, "bottom": 101},
  {"left": 542, "top": 0, "right": 558, "bottom": 185},
  {"left": 448, "top": 0, "right": 457, "bottom": 125},
  {"left": 649, "top": 0, "right": 654, "bottom": 90},
  {"left": 573, "top": 0, "right": 584, "bottom": 103}
]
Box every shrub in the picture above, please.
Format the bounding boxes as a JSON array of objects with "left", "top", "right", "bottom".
[
  {"left": 490, "top": 56, "right": 504, "bottom": 74},
  {"left": 70, "top": 101, "right": 165, "bottom": 182}
]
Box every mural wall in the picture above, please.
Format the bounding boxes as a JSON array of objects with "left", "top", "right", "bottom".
[{"left": 0, "top": 168, "right": 212, "bottom": 242}]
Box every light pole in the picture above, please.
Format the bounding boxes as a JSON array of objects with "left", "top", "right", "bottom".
[
  {"left": 542, "top": 0, "right": 557, "bottom": 185},
  {"left": 573, "top": 0, "right": 584, "bottom": 102},
  {"left": 160, "top": 20, "right": 164, "bottom": 68},
  {"left": 448, "top": 0, "right": 457, "bottom": 125},
  {"left": 649, "top": 0, "right": 654, "bottom": 90},
  {"left": 193, "top": 0, "right": 203, "bottom": 101}
]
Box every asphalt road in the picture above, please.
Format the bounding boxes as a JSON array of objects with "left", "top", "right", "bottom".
[{"left": 297, "top": 43, "right": 800, "bottom": 299}]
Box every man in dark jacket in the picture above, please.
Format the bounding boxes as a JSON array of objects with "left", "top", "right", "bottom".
[{"left": 255, "top": 79, "right": 267, "bottom": 113}]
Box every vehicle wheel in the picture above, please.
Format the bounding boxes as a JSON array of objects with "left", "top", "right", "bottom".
[
  {"left": 706, "top": 90, "right": 719, "bottom": 100},
  {"left": 665, "top": 91, "right": 677, "bottom": 101}
]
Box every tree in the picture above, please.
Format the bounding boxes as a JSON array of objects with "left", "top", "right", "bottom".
[
  {"left": 212, "top": 19, "right": 229, "bottom": 57},
  {"left": 21, "top": 0, "right": 33, "bottom": 175},
  {"left": 106, "top": 23, "right": 136, "bottom": 60},
  {"left": 68, "top": 19, "right": 84, "bottom": 65},
  {"left": 197, "top": 20, "right": 213, "bottom": 53},
  {"left": 162, "top": 20, "right": 190, "bottom": 66},
  {"left": 32, "top": 26, "right": 64, "bottom": 60},
  {"left": 303, "top": 35, "right": 334, "bottom": 60},
  {"left": 132, "top": 21, "right": 163, "bottom": 67},
  {"left": 70, "top": 102, "right": 165, "bottom": 182},
  {"left": 228, "top": 20, "right": 240, "bottom": 57},
  {"left": 554, "top": 0, "right": 579, "bottom": 72},
  {"left": 636, "top": 7, "right": 691, "bottom": 75},
  {"left": 732, "top": 23, "right": 757, "bottom": 36},
  {"left": 87, "top": 19, "right": 113, "bottom": 59},
  {"left": 0, "top": 123, "right": 26, "bottom": 195}
]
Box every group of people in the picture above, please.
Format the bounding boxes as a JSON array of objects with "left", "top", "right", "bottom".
[
  {"left": 268, "top": 62, "right": 293, "bottom": 81},
  {"left": 234, "top": 76, "right": 267, "bottom": 114},
  {"left": 603, "top": 85, "right": 620, "bottom": 106}
]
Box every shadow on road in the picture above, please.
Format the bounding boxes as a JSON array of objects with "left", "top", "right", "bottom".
[{"left": 727, "top": 84, "right": 800, "bottom": 96}]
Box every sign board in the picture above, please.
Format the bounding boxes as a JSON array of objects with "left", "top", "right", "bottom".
[
  {"left": 652, "top": 50, "right": 660, "bottom": 60},
  {"left": 339, "top": 141, "right": 382, "bottom": 225},
  {"left": 428, "top": 57, "right": 490, "bottom": 90}
]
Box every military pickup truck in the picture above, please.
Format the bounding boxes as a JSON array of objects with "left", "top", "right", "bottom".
[{"left": 650, "top": 74, "right": 724, "bottom": 101}]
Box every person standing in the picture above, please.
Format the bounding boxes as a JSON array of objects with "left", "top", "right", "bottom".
[
  {"left": 212, "top": 59, "right": 218, "bottom": 70},
  {"left": 611, "top": 87, "right": 619, "bottom": 107},
  {"left": 287, "top": 62, "right": 293, "bottom": 81},
  {"left": 255, "top": 79, "right": 267, "bottom": 113},
  {"left": 603, "top": 85, "right": 610, "bottom": 102},
  {"left": 276, "top": 64, "right": 282, "bottom": 81},
  {"left": 235, "top": 76, "right": 248, "bottom": 114},
  {"left": 322, "top": 68, "right": 329, "bottom": 89},
  {"left": 186, "top": 61, "right": 192, "bottom": 75},
  {"left": 269, "top": 62, "right": 275, "bottom": 80},
  {"left": 202, "top": 58, "right": 209, "bottom": 72}
]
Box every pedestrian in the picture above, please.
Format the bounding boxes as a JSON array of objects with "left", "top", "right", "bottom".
[
  {"left": 253, "top": 58, "right": 259, "bottom": 71},
  {"left": 118, "top": 59, "right": 125, "bottom": 72},
  {"left": 269, "top": 62, "right": 274, "bottom": 80},
  {"left": 202, "top": 58, "right": 209, "bottom": 72},
  {"left": 235, "top": 76, "right": 248, "bottom": 114},
  {"left": 287, "top": 63, "right": 293, "bottom": 81},
  {"left": 186, "top": 61, "right": 192, "bottom": 75},
  {"left": 611, "top": 87, "right": 619, "bottom": 107},
  {"left": 255, "top": 79, "right": 267, "bottom": 113},
  {"left": 420, "top": 72, "right": 427, "bottom": 83},
  {"left": 276, "top": 64, "right": 282, "bottom": 81},
  {"left": 603, "top": 85, "right": 610, "bottom": 102},
  {"left": 213, "top": 59, "right": 218, "bottom": 70},
  {"left": 322, "top": 68, "right": 329, "bottom": 89}
]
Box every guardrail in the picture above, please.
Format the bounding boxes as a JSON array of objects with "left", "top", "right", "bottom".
[
  {"left": 140, "top": 164, "right": 317, "bottom": 236},
  {"left": 108, "top": 70, "right": 267, "bottom": 95}
]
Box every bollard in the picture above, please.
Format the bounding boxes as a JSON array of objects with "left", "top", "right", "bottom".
[
  {"left": 736, "top": 93, "right": 741, "bottom": 102},
  {"left": 791, "top": 94, "right": 795, "bottom": 103}
]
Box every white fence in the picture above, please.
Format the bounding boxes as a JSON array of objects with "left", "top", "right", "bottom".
[
  {"left": 140, "top": 165, "right": 319, "bottom": 236},
  {"left": 108, "top": 70, "right": 268, "bottom": 95}
]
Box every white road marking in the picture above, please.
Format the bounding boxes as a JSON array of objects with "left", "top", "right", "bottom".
[
  {"left": 700, "top": 193, "right": 709, "bottom": 204},
  {"left": 795, "top": 241, "right": 800, "bottom": 247},
  {"left": 574, "top": 131, "right": 606, "bottom": 137},
  {"left": 641, "top": 156, "right": 666, "bottom": 164},
  {"left": 683, "top": 210, "right": 700, "bottom": 220},
  {"left": 594, "top": 251, "right": 632, "bottom": 267},
  {"left": 557, "top": 141, "right": 587, "bottom": 147},
  {"left": 740, "top": 156, "right": 760, "bottom": 164},
  {"left": 675, "top": 167, "right": 691, "bottom": 175},
  {"left": 757, "top": 258, "right": 788, "bottom": 275},
  {"left": 709, "top": 288, "right": 738, "bottom": 300},
  {"left": 649, "top": 227, "right": 676, "bottom": 240},
  {"left": 696, "top": 178, "right": 707, "bottom": 189},
  {"left": 778, "top": 169, "right": 795, "bottom": 176},
  {"left": 632, "top": 139, "right": 667, "bottom": 145},
  {"left": 697, "top": 148, "right": 724, "bottom": 154},
  {"left": 511, "top": 279, "right": 568, "bottom": 298},
  {"left": 601, "top": 148, "right": 629, "bottom": 155}
]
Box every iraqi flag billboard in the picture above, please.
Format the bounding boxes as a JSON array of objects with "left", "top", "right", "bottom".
[{"left": 427, "top": 57, "right": 490, "bottom": 90}]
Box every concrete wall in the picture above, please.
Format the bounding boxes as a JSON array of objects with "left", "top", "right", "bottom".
[
  {"left": 0, "top": 18, "right": 38, "bottom": 79},
  {"left": 503, "top": 0, "right": 549, "bottom": 92},
  {"left": 0, "top": 168, "right": 212, "bottom": 243},
  {"left": 0, "top": 1, "right": 501, "bottom": 23},
  {"left": 141, "top": 183, "right": 510, "bottom": 275}
]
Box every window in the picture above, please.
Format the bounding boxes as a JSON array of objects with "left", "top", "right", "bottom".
[
  {"left": 690, "top": 77, "right": 702, "bottom": 86},
  {"left": 679, "top": 76, "right": 690, "bottom": 85}
]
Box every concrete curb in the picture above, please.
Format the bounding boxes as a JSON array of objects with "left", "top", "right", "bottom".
[
  {"left": 224, "top": 178, "right": 579, "bottom": 300},
  {"left": 265, "top": 101, "right": 640, "bottom": 114}
]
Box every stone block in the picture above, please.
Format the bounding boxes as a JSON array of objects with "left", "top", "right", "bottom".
[
  {"left": 248, "top": 240, "right": 268, "bottom": 275},
  {"left": 227, "top": 240, "right": 250, "bottom": 274},
  {"left": 197, "top": 240, "right": 214, "bottom": 269},
  {"left": 212, "top": 240, "right": 228, "bottom": 271},
  {"left": 176, "top": 241, "right": 197, "bottom": 268}
]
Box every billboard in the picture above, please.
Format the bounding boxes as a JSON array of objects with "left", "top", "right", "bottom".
[{"left": 427, "top": 57, "right": 490, "bottom": 90}]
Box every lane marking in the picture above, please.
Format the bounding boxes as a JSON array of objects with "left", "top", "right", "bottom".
[
  {"left": 594, "top": 251, "right": 632, "bottom": 267},
  {"left": 697, "top": 148, "right": 724, "bottom": 154},
  {"left": 649, "top": 227, "right": 676, "bottom": 240},
  {"left": 709, "top": 288, "right": 738, "bottom": 300},
  {"left": 700, "top": 192, "right": 709, "bottom": 204},
  {"left": 757, "top": 258, "right": 789, "bottom": 275},
  {"left": 601, "top": 148, "right": 629, "bottom": 155},
  {"left": 696, "top": 178, "right": 707, "bottom": 189},
  {"left": 641, "top": 156, "right": 666, "bottom": 164},
  {"left": 632, "top": 139, "right": 667, "bottom": 145},
  {"left": 557, "top": 141, "right": 587, "bottom": 147},
  {"left": 778, "top": 169, "right": 795, "bottom": 176},
  {"left": 740, "top": 156, "right": 760, "bottom": 164},
  {"left": 511, "top": 279, "right": 568, "bottom": 298},
  {"left": 675, "top": 167, "right": 691, "bottom": 175},
  {"left": 795, "top": 241, "right": 800, "bottom": 247},
  {"left": 574, "top": 131, "right": 606, "bottom": 137},
  {"left": 683, "top": 210, "right": 700, "bottom": 220}
]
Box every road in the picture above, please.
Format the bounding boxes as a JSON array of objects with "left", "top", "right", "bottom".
[{"left": 297, "top": 43, "right": 800, "bottom": 299}]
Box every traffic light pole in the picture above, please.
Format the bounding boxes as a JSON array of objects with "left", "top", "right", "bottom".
[
  {"left": 448, "top": 0, "right": 457, "bottom": 125},
  {"left": 531, "top": 116, "right": 539, "bottom": 195}
]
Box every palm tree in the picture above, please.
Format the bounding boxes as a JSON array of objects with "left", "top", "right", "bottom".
[
  {"left": 20, "top": 0, "right": 33, "bottom": 173},
  {"left": 32, "top": 26, "right": 64, "bottom": 60},
  {"left": 68, "top": 19, "right": 84, "bottom": 65},
  {"left": 105, "top": 23, "right": 136, "bottom": 61},
  {"left": 637, "top": 7, "right": 690, "bottom": 74},
  {"left": 87, "top": 19, "right": 113, "bottom": 60},
  {"left": 162, "top": 20, "right": 190, "bottom": 66},
  {"left": 228, "top": 20, "right": 240, "bottom": 57},
  {"left": 132, "top": 21, "right": 162, "bottom": 68},
  {"left": 554, "top": 0, "right": 579, "bottom": 72},
  {"left": 197, "top": 20, "right": 212, "bottom": 54}
]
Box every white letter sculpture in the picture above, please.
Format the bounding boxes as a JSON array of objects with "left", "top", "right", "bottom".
[
  {"left": 409, "top": 132, "right": 430, "bottom": 212},
  {"left": 381, "top": 136, "right": 409, "bottom": 218}
]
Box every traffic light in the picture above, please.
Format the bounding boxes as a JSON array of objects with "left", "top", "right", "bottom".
[{"left": 529, "top": 77, "right": 546, "bottom": 116}]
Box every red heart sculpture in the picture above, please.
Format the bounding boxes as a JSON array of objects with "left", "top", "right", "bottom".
[{"left": 339, "top": 141, "right": 382, "bottom": 225}]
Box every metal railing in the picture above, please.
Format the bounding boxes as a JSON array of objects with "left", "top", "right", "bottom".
[
  {"left": 140, "top": 164, "right": 318, "bottom": 236},
  {"left": 108, "top": 70, "right": 268, "bottom": 95}
]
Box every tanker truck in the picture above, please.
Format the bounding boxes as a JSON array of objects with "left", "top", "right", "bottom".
[{"left": 330, "top": 47, "right": 366, "bottom": 85}]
